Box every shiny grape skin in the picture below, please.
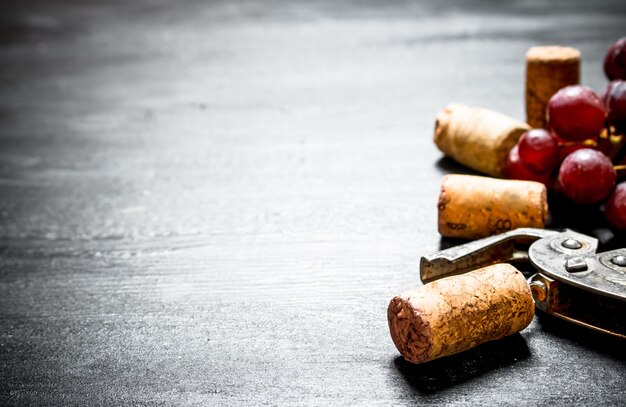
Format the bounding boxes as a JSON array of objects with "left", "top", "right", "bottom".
[
  {"left": 558, "top": 148, "right": 616, "bottom": 205},
  {"left": 605, "top": 182, "right": 626, "bottom": 229},
  {"left": 505, "top": 145, "right": 552, "bottom": 186},
  {"left": 517, "top": 129, "right": 560, "bottom": 174},
  {"left": 604, "top": 37, "right": 626, "bottom": 80},
  {"left": 605, "top": 80, "right": 626, "bottom": 133},
  {"left": 547, "top": 85, "right": 606, "bottom": 142}
]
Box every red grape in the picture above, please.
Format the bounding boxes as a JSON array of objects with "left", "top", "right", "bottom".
[
  {"left": 605, "top": 182, "right": 626, "bottom": 229},
  {"left": 547, "top": 85, "right": 606, "bottom": 141},
  {"left": 604, "top": 37, "right": 626, "bottom": 81},
  {"left": 553, "top": 133, "right": 592, "bottom": 161},
  {"left": 605, "top": 80, "right": 626, "bottom": 133},
  {"left": 557, "top": 142, "right": 590, "bottom": 162},
  {"left": 505, "top": 145, "right": 552, "bottom": 186},
  {"left": 558, "top": 148, "right": 616, "bottom": 204},
  {"left": 517, "top": 129, "right": 560, "bottom": 174},
  {"left": 600, "top": 81, "right": 615, "bottom": 105}
]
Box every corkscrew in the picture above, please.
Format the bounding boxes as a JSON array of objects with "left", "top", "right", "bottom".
[{"left": 420, "top": 228, "right": 626, "bottom": 339}]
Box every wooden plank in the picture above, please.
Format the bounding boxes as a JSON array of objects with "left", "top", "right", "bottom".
[{"left": 1, "top": 0, "right": 625, "bottom": 404}]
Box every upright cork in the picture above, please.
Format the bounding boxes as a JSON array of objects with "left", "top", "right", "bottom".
[
  {"left": 437, "top": 174, "right": 548, "bottom": 239},
  {"left": 388, "top": 263, "right": 535, "bottom": 364},
  {"left": 525, "top": 46, "right": 580, "bottom": 129},
  {"left": 434, "top": 104, "right": 530, "bottom": 178}
]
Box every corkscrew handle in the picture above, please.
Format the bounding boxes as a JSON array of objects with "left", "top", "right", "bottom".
[{"left": 420, "top": 227, "right": 555, "bottom": 283}]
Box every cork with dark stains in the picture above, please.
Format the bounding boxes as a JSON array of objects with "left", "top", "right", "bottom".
[
  {"left": 437, "top": 174, "right": 547, "bottom": 239},
  {"left": 387, "top": 263, "right": 535, "bottom": 364}
]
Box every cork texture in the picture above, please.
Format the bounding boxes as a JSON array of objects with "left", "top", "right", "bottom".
[
  {"left": 387, "top": 263, "right": 535, "bottom": 364},
  {"left": 437, "top": 174, "right": 547, "bottom": 239},
  {"left": 525, "top": 46, "right": 580, "bottom": 129},
  {"left": 434, "top": 103, "right": 530, "bottom": 177}
]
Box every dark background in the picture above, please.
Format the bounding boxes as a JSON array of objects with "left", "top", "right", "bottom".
[{"left": 1, "top": 0, "right": 625, "bottom": 405}]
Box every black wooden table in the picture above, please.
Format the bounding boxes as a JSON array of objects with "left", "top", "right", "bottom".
[{"left": 1, "top": 0, "right": 625, "bottom": 405}]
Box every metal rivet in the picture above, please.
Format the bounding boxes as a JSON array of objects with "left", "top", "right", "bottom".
[
  {"left": 565, "top": 256, "right": 588, "bottom": 272},
  {"left": 562, "top": 239, "right": 582, "bottom": 250},
  {"left": 611, "top": 255, "right": 626, "bottom": 267}
]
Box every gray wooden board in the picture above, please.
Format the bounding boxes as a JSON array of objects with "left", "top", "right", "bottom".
[{"left": 0, "top": 0, "right": 625, "bottom": 405}]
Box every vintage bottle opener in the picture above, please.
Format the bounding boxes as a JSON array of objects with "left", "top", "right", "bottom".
[{"left": 420, "top": 228, "right": 626, "bottom": 339}]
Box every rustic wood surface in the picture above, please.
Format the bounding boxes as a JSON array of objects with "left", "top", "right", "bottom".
[{"left": 1, "top": 0, "right": 625, "bottom": 405}]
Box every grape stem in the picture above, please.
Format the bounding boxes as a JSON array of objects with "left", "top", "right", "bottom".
[{"left": 558, "top": 139, "right": 597, "bottom": 148}]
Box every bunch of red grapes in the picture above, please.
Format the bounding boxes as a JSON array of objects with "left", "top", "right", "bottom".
[{"left": 506, "top": 37, "right": 626, "bottom": 230}]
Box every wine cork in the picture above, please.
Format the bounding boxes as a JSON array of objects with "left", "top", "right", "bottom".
[
  {"left": 434, "top": 103, "right": 530, "bottom": 178},
  {"left": 525, "top": 46, "right": 580, "bottom": 129},
  {"left": 388, "top": 263, "right": 534, "bottom": 364},
  {"left": 437, "top": 174, "right": 547, "bottom": 239}
]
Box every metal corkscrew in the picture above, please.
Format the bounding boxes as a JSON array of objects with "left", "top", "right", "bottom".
[{"left": 419, "top": 228, "right": 626, "bottom": 339}]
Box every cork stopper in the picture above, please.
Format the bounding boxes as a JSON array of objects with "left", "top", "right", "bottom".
[
  {"left": 437, "top": 174, "right": 548, "bottom": 239},
  {"left": 434, "top": 104, "right": 530, "bottom": 178},
  {"left": 388, "top": 263, "right": 535, "bottom": 364},
  {"left": 526, "top": 46, "right": 581, "bottom": 64},
  {"left": 525, "top": 46, "right": 580, "bottom": 129}
]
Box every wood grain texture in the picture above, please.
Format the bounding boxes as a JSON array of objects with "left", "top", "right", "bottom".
[{"left": 0, "top": 0, "right": 625, "bottom": 405}]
